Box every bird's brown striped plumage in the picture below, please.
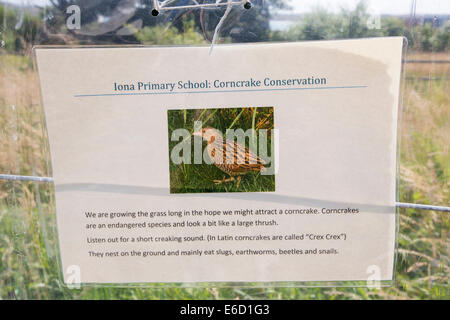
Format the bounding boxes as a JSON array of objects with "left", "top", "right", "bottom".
[{"left": 193, "top": 128, "right": 266, "bottom": 185}]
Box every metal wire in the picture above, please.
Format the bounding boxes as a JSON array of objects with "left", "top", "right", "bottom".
[
  {"left": 151, "top": 0, "right": 249, "bottom": 53},
  {"left": 0, "top": 174, "right": 448, "bottom": 212},
  {"left": 0, "top": 174, "right": 54, "bottom": 183},
  {"left": 395, "top": 202, "right": 449, "bottom": 212},
  {"left": 153, "top": 0, "right": 247, "bottom": 12}
]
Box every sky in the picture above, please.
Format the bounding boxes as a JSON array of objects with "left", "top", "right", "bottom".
[{"left": 2, "top": 0, "right": 450, "bottom": 14}]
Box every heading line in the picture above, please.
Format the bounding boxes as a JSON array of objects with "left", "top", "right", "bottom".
[{"left": 74, "top": 85, "right": 368, "bottom": 98}]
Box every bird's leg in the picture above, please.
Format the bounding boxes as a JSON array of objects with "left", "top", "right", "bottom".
[
  {"left": 214, "top": 176, "right": 235, "bottom": 185},
  {"left": 235, "top": 176, "right": 242, "bottom": 189}
]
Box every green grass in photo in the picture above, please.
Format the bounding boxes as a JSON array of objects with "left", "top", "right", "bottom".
[{"left": 167, "top": 107, "right": 275, "bottom": 193}]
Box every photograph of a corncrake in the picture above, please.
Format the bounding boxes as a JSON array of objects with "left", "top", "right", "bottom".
[{"left": 167, "top": 107, "right": 275, "bottom": 193}]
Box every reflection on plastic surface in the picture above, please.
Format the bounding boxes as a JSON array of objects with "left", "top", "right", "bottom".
[{"left": 0, "top": 0, "right": 448, "bottom": 299}]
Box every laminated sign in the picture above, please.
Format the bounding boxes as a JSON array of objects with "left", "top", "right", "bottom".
[{"left": 35, "top": 38, "right": 404, "bottom": 284}]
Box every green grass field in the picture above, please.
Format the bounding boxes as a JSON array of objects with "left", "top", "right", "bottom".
[
  {"left": 168, "top": 107, "right": 275, "bottom": 193},
  {"left": 0, "top": 53, "right": 448, "bottom": 300}
]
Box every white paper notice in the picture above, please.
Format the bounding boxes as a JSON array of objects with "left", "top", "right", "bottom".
[{"left": 36, "top": 38, "right": 403, "bottom": 284}]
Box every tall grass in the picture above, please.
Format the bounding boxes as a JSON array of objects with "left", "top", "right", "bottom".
[
  {"left": 167, "top": 107, "right": 275, "bottom": 193},
  {"left": 0, "top": 52, "right": 448, "bottom": 300}
]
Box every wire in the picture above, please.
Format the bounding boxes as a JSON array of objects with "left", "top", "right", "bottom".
[
  {"left": 395, "top": 202, "right": 449, "bottom": 212},
  {"left": 152, "top": 0, "right": 248, "bottom": 53},
  {"left": 0, "top": 174, "right": 54, "bottom": 183},
  {"left": 0, "top": 174, "right": 448, "bottom": 212}
]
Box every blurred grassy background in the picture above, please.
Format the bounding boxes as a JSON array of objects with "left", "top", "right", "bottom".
[
  {"left": 0, "top": 0, "right": 448, "bottom": 300},
  {"left": 168, "top": 107, "right": 275, "bottom": 194}
]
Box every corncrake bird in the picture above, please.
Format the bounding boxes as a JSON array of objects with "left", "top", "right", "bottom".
[{"left": 193, "top": 127, "right": 266, "bottom": 188}]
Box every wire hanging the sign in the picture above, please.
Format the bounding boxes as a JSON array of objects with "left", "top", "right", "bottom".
[
  {"left": 151, "top": 0, "right": 250, "bottom": 15},
  {"left": 152, "top": 0, "right": 252, "bottom": 53}
]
